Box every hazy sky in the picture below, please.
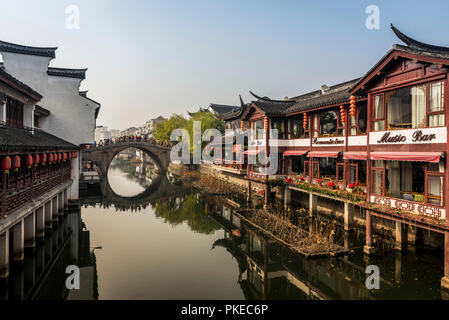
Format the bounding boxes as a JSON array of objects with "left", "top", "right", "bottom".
[{"left": 1, "top": 0, "right": 449, "bottom": 130}]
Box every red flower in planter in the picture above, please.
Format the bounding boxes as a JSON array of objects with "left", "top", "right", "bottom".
[
  {"left": 327, "top": 181, "right": 335, "bottom": 188},
  {"left": 317, "top": 179, "right": 323, "bottom": 183},
  {"left": 348, "top": 183, "right": 358, "bottom": 188},
  {"left": 299, "top": 176, "right": 305, "bottom": 181},
  {"left": 259, "top": 190, "right": 264, "bottom": 196},
  {"left": 286, "top": 177, "right": 292, "bottom": 184}
]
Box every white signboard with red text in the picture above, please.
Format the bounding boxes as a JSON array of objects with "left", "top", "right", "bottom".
[{"left": 369, "top": 127, "right": 447, "bottom": 145}]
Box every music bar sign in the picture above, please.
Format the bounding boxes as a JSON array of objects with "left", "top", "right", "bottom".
[{"left": 369, "top": 127, "right": 447, "bottom": 145}]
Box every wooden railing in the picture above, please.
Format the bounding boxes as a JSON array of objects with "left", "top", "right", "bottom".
[{"left": 0, "top": 163, "right": 72, "bottom": 217}]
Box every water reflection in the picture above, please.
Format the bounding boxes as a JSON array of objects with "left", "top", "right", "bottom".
[{"left": 2, "top": 156, "right": 445, "bottom": 299}]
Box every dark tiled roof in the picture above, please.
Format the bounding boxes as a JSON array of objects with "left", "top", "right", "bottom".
[
  {"left": 220, "top": 104, "right": 249, "bottom": 120},
  {"left": 252, "top": 99, "right": 295, "bottom": 115},
  {"left": 0, "top": 68, "right": 42, "bottom": 100},
  {"left": 0, "top": 126, "right": 78, "bottom": 152},
  {"left": 209, "top": 103, "right": 240, "bottom": 116},
  {"left": 0, "top": 40, "right": 57, "bottom": 58},
  {"left": 287, "top": 78, "right": 362, "bottom": 114},
  {"left": 48, "top": 67, "right": 87, "bottom": 79}
]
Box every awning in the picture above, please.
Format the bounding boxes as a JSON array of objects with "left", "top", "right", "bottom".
[
  {"left": 244, "top": 149, "right": 262, "bottom": 155},
  {"left": 307, "top": 151, "right": 340, "bottom": 158},
  {"left": 370, "top": 152, "right": 443, "bottom": 163},
  {"left": 343, "top": 152, "right": 367, "bottom": 160},
  {"left": 283, "top": 150, "right": 309, "bottom": 156}
]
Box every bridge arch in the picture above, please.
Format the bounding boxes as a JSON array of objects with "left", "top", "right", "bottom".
[{"left": 82, "top": 142, "right": 172, "bottom": 180}]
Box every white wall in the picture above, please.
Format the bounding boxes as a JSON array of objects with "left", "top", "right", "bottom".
[{"left": 1, "top": 52, "right": 98, "bottom": 146}]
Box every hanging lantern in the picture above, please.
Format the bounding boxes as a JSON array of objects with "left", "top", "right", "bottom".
[
  {"left": 40, "top": 154, "right": 47, "bottom": 165},
  {"left": 57, "top": 153, "right": 62, "bottom": 163},
  {"left": 73, "top": 152, "right": 78, "bottom": 159},
  {"left": 340, "top": 105, "right": 346, "bottom": 124},
  {"left": 303, "top": 112, "right": 308, "bottom": 129},
  {"left": 53, "top": 153, "right": 57, "bottom": 164},
  {"left": 2, "top": 156, "right": 11, "bottom": 174},
  {"left": 12, "top": 156, "right": 20, "bottom": 172},
  {"left": 349, "top": 95, "right": 357, "bottom": 118},
  {"left": 62, "top": 152, "right": 67, "bottom": 162},
  {"left": 48, "top": 153, "right": 54, "bottom": 164},
  {"left": 26, "top": 154, "right": 33, "bottom": 169},
  {"left": 33, "top": 154, "right": 40, "bottom": 167}
]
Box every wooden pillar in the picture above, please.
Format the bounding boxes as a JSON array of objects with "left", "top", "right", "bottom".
[
  {"left": 363, "top": 209, "right": 375, "bottom": 255},
  {"left": 1, "top": 173, "right": 6, "bottom": 218},
  {"left": 395, "top": 221, "right": 408, "bottom": 252},
  {"left": 247, "top": 180, "right": 252, "bottom": 203},
  {"left": 442, "top": 231, "right": 449, "bottom": 292},
  {"left": 52, "top": 196, "right": 58, "bottom": 224},
  {"left": 13, "top": 220, "right": 24, "bottom": 262},
  {"left": 344, "top": 201, "right": 353, "bottom": 231},
  {"left": 309, "top": 193, "right": 317, "bottom": 216},
  {"left": 395, "top": 253, "right": 402, "bottom": 284},
  {"left": 264, "top": 183, "right": 270, "bottom": 206},
  {"left": 45, "top": 201, "right": 52, "bottom": 230},
  {"left": 36, "top": 206, "right": 45, "bottom": 239},
  {"left": 24, "top": 211, "right": 36, "bottom": 249},
  {"left": 284, "top": 186, "right": 291, "bottom": 209},
  {"left": 0, "top": 230, "right": 9, "bottom": 279}
]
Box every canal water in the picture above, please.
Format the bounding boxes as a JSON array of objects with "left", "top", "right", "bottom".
[{"left": 0, "top": 153, "right": 446, "bottom": 299}]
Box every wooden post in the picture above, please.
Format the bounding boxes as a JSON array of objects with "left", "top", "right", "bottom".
[
  {"left": 309, "top": 193, "right": 317, "bottom": 217},
  {"left": 442, "top": 231, "right": 449, "bottom": 292},
  {"left": 395, "top": 221, "right": 408, "bottom": 252},
  {"left": 344, "top": 201, "right": 353, "bottom": 231},
  {"left": 284, "top": 186, "right": 291, "bottom": 209},
  {"left": 1, "top": 173, "right": 6, "bottom": 217},
  {"left": 0, "top": 230, "right": 8, "bottom": 279},
  {"left": 364, "top": 209, "right": 375, "bottom": 255}
]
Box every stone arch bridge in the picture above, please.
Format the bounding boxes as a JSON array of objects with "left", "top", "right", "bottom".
[{"left": 82, "top": 142, "right": 172, "bottom": 179}]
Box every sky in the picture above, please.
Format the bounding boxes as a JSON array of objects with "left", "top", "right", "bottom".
[{"left": 1, "top": 0, "right": 449, "bottom": 131}]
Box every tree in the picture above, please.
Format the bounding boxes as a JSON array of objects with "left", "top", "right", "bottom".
[
  {"left": 152, "top": 114, "right": 188, "bottom": 143},
  {"left": 186, "top": 112, "right": 225, "bottom": 155}
]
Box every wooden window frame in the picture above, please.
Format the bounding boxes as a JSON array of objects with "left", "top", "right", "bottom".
[
  {"left": 425, "top": 169, "right": 444, "bottom": 208},
  {"left": 348, "top": 163, "right": 358, "bottom": 185},
  {"left": 304, "top": 160, "right": 310, "bottom": 178},
  {"left": 427, "top": 80, "right": 445, "bottom": 126},
  {"left": 372, "top": 94, "right": 385, "bottom": 132},
  {"left": 336, "top": 163, "right": 345, "bottom": 183},
  {"left": 312, "top": 160, "right": 320, "bottom": 180}
]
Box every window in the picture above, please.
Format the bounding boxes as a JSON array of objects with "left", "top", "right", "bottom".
[
  {"left": 319, "top": 158, "right": 337, "bottom": 179},
  {"left": 350, "top": 103, "right": 367, "bottom": 136},
  {"left": 337, "top": 163, "right": 345, "bottom": 182},
  {"left": 386, "top": 85, "right": 426, "bottom": 129},
  {"left": 373, "top": 81, "right": 445, "bottom": 131},
  {"left": 290, "top": 118, "right": 303, "bottom": 139},
  {"left": 371, "top": 160, "right": 444, "bottom": 207},
  {"left": 319, "top": 110, "right": 338, "bottom": 136},
  {"left": 373, "top": 95, "right": 385, "bottom": 131},
  {"left": 372, "top": 160, "right": 385, "bottom": 195},
  {"left": 349, "top": 160, "right": 367, "bottom": 186},
  {"left": 6, "top": 97, "right": 24, "bottom": 128},
  {"left": 429, "top": 81, "right": 445, "bottom": 127},
  {"left": 304, "top": 160, "right": 310, "bottom": 178},
  {"left": 312, "top": 161, "right": 319, "bottom": 179},
  {"left": 253, "top": 120, "right": 264, "bottom": 139},
  {"left": 270, "top": 119, "right": 285, "bottom": 139}
]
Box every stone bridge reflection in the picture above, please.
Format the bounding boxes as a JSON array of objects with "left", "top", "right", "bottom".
[{"left": 80, "top": 173, "right": 190, "bottom": 211}]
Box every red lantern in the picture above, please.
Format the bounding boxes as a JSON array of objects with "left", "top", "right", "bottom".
[
  {"left": 33, "top": 154, "right": 40, "bottom": 167},
  {"left": 53, "top": 153, "right": 57, "bottom": 163},
  {"left": 57, "top": 153, "right": 62, "bottom": 162},
  {"left": 26, "top": 154, "right": 33, "bottom": 169},
  {"left": 12, "top": 156, "right": 20, "bottom": 172},
  {"left": 340, "top": 105, "right": 346, "bottom": 124},
  {"left": 1, "top": 156, "right": 11, "bottom": 174},
  {"left": 303, "top": 113, "right": 308, "bottom": 129},
  {"left": 63, "top": 152, "right": 67, "bottom": 161},
  {"left": 48, "top": 153, "right": 54, "bottom": 164},
  {"left": 73, "top": 152, "right": 78, "bottom": 159},
  {"left": 40, "top": 154, "right": 47, "bottom": 165}
]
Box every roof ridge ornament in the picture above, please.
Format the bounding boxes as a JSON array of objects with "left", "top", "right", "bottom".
[
  {"left": 239, "top": 94, "right": 245, "bottom": 107},
  {"left": 391, "top": 24, "right": 449, "bottom": 53}
]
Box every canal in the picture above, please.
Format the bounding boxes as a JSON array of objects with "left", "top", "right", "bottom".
[{"left": 0, "top": 152, "right": 446, "bottom": 299}]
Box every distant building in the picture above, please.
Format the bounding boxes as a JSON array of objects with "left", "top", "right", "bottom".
[{"left": 95, "top": 126, "right": 119, "bottom": 142}]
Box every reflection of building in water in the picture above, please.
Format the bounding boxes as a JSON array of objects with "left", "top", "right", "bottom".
[
  {"left": 209, "top": 197, "right": 393, "bottom": 300},
  {"left": 0, "top": 208, "right": 98, "bottom": 300}
]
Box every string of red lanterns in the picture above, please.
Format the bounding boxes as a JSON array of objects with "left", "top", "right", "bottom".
[
  {"left": 350, "top": 95, "right": 356, "bottom": 118},
  {"left": 1, "top": 151, "right": 77, "bottom": 173},
  {"left": 303, "top": 112, "right": 308, "bottom": 129},
  {"left": 340, "top": 105, "right": 346, "bottom": 125}
]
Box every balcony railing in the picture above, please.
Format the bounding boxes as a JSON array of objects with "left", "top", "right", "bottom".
[{"left": 0, "top": 163, "right": 72, "bottom": 217}]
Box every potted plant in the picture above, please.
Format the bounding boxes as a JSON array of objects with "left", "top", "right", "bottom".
[
  {"left": 327, "top": 181, "right": 336, "bottom": 189},
  {"left": 346, "top": 183, "right": 357, "bottom": 193}
]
